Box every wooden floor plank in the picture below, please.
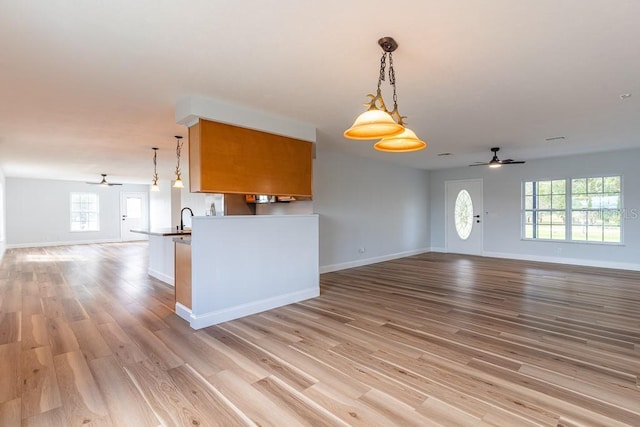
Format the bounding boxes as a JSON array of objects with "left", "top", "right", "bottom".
[
  {"left": 168, "top": 364, "right": 254, "bottom": 426},
  {"left": 123, "top": 359, "right": 210, "bottom": 426},
  {"left": 69, "top": 319, "right": 112, "bottom": 361},
  {"left": 0, "top": 398, "right": 21, "bottom": 426},
  {"left": 89, "top": 355, "right": 160, "bottom": 427},
  {"left": 96, "top": 321, "right": 148, "bottom": 366},
  {"left": 0, "top": 311, "right": 21, "bottom": 345},
  {"left": 21, "top": 313, "right": 49, "bottom": 351},
  {"left": 21, "top": 346, "right": 62, "bottom": 419},
  {"left": 53, "top": 350, "right": 112, "bottom": 426},
  {"left": 23, "top": 407, "right": 67, "bottom": 427},
  {"left": 0, "top": 342, "right": 21, "bottom": 404}
]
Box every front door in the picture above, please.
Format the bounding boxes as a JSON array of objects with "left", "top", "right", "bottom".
[
  {"left": 446, "top": 179, "right": 483, "bottom": 255},
  {"left": 120, "top": 192, "right": 148, "bottom": 241}
]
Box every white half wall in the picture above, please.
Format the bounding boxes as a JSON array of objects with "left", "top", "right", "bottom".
[
  {"left": 5, "top": 178, "right": 149, "bottom": 247},
  {"left": 429, "top": 148, "right": 640, "bottom": 270},
  {"left": 187, "top": 215, "right": 319, "bottom": 328},
  {"left": 313, "top": 145, "right": 431, "bottom": 272}
]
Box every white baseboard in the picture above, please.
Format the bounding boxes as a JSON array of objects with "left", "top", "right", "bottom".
[
  {"left": 483, "top": 251, "right": 640, "bottom": 271},
  {"left": 187, "top": 287, "right": 319, "bottom": 330},
  {"left": 319, "top": 247, "right": 431, "bottom": 274},
  {"left": 6, "top": 238, "right": 124, "bottom": 249},
  {"left": 148, "top": 268, "right": 174, "bottom": 286},
  {"left": 430, "top": 247, "right": 447, "bottom": 253},
  {"left": 175, "top": 302, "right": 192, "bottom": 322}
]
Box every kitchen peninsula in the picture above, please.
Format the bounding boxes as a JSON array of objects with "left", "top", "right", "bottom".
[
  {"left": 175, "top": 214, "right": 319, "bottom": 329},
  {"left": 131, "top": 228, "right": 191, "bottom": 285},
  {"left": 171, "top": 95, "right": 319, "bottom": 329}
]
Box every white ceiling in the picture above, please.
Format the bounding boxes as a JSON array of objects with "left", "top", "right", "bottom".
[{"left": 1, "top": 0, "right": 639, "bottom": 185}]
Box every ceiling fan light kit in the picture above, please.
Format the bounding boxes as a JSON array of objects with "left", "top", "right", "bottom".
[
  {"left": 86, "top": 173, "right": 123, "bottom": 186},
  {"left": 470, "top": 147, "right": 526, "bottom": 168},
  {"left": 344, "top": 37, "right": 426, "bottom": 153}
]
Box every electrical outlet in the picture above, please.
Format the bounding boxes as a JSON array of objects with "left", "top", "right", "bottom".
[{"left": 358, "top": 247, "right": 366, "bottom": 254}]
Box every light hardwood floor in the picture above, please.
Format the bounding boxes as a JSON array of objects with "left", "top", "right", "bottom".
[{"left": 1, "top": 242, "right": 639, "bottom": 426}]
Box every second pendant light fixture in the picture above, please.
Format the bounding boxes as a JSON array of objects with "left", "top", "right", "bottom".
[
  {"left": 150, "top": 135, "right": 185, "bottom": 191},
  {"left": 172, "top": 135, "right": 184, "bottom": 188},
  {"left": 344, "top": 37, "right": 426, "bottom": 152}
]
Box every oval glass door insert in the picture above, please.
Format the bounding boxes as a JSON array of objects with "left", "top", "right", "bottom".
[{"left": 454, "top": 189, "right": 473, "bottom": 240}]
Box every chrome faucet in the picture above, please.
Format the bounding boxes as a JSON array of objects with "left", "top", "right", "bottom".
[{"left": 180, "top": 207, "right": 194, "bottom": 231}]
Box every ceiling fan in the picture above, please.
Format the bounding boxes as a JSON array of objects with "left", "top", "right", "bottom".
[
  {"left": 86, "top": 174, "right": 123, "bottom": 186},
  {"left": 470, "top": 147, "right": 526, "bottom": 168}
]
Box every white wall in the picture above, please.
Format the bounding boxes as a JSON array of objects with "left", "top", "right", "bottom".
[
  {"left": 6, "top": 178, "right": 149, "bottom": 247},
  {"left": 314, "top": 145, "right": 431, "bottom": 272},
  {"left": 149, "top": 179, "right": 172, "bottom": 229},
  {"left": 429, "top": 148, "right": 640, "bottom": 270},
  {"left": 0, "top": 168, "right": 5, "bottom": 260}
]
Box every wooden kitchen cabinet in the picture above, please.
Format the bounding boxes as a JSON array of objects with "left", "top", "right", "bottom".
[
  {"left": 174, "top": 241, "right": 192, "bottom": 309},
  {"left": 189, "top": 119, "right": 313, "bottom": 196}
]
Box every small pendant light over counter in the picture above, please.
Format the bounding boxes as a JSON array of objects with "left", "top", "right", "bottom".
[
  {"left": 344, "top": 37, "right": 426, "bottom": 153},
  {"left": 150, "top": 147, "right": 160, "bottom": 191},
  {"left": 173, "top": 135, "right": 184, "bottom": 188}
]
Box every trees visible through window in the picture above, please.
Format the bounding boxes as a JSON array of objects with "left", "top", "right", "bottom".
[
  {"left": 70, "top": 193, "right": 99, "bottom": 231},
  {"left": 523, "top": 180, "right": 566, "bottom": 240},
  {"left": 571, "top": 176, "right": 621, "bottom": 242},
  {"left": 523, "top": 176, "right": 621, "bottom": 243}
]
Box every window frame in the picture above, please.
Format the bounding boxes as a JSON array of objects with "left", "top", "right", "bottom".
[
  {"left": 70, "top": 192, "right": 100, "bottom": 232},
  {"left": 521, "top": 175, "right": 623, "bottom": 245},
  {"left": 522, "top": 179, "right": 567, "bottom": 241}
]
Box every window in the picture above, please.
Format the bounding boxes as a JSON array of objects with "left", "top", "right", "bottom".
[
  {"left": 523, "top": 180, "right": 566, "bottom": 240},
  {"left": 522, "top": 176, "right": 621, "bottom": 243},
  {"left": 70, "top": 193, "right": 99, "bottom": 231},
  {"left": 571, "top": 176, "right": 621, "bottom": 242},
  {"left": 454, "top": 189, "right": 473, "bottom": 240}
]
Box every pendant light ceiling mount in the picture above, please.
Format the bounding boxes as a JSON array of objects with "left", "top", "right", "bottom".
[
  {"left": 344, "top": 36, "right": 426, "bottom": 152},
  {"left": 378, "top": 37, "right": 398, "bottom": 53}
]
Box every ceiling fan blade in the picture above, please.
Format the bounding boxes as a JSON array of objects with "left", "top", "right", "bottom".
[
  {"left": 469, "top": 163, "right": 489, "bottom": 166},
  {"left": 501, "top": 160, "right": 526, "bottom": 165},
  {"left": 108, "top": 183, "right": 123, "bottom": 186}
]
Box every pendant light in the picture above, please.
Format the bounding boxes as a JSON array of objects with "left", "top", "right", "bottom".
[
  {"left": 150, "top": 147, "right": 160, "bottom": 191},
  {"left": 173, "top": 135, "right": 184, "bottom": 188},
  {"left": 344, "top": 37, "right": 426, "bottom": 152}
]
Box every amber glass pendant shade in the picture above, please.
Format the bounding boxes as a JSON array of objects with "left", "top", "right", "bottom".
[
  {"left": 344, "top": 109, "right": 404, "bottom": 140},
  {"left": 373, "top": 127, "right": 426, "bottom": 152}
]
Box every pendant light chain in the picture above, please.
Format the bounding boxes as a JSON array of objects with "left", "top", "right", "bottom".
[
  {"left": 175, "top": 137, "right": 183, "bottom": 177},
  {"left": 152, "top": 148, "right": 158, "bottom": 183},
  {"left": 388, "top": 52, "right": 398, "bottom": 111},
  {"left": 377, "top": 51, "right": 387, "bottom": 91}
]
